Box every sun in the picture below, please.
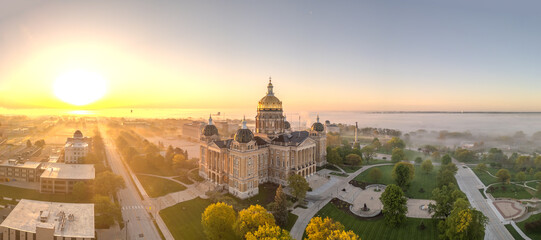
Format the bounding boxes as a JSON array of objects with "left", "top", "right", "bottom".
[{"left": 53, "top": 69, "right": 108, "bottom": 106}]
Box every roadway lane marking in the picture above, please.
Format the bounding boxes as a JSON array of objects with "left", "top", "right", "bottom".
[{"left": 122, "top": 205, "right": 144, "bottom": 210}]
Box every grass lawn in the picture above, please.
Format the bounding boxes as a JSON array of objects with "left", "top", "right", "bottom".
[
  {"left": 317, "top": 164, "right": 340, "bottom": 172},
  {"left": 478, "top": 189, "right": 487, "bottom": 199},
  {"left": 160, "top": 197, "right": 211, "bottom": 240},
  {"left": 330, "top": 172, "right": 348, "bottom": 177},
  {"left": 189, "top": 171, "right": 205, "bottom": 182},
  {"left": 173, "top": 175, "right": 193, "bottom": 185},
  {"left": 517, "top": 213, "right": 541, "bottom": 240},
  {"left": 473, "top": 169, "right": 500, "bottom": 186},
  {"left": 474, "top": 167, "right": 539, "bottom": 186},
  {"left": 354, "top": 165, "right": 440, "bottom": 199},
  {"left": 404, "top": 149, "right": 429, "bottom": 162},
  {"left": 313, "top": 202, "right": 438, "bottom": 240},
  {"left": 364, "top": 159, "right": 392, "bottom": 165},
  {"left": 505, "top": 224, "right": 525, "bottom": 240},
  {"left": 0, "top": 184, "right": 89, "bottom": 203},
  {"left": 230, "top": 183, "right": 280, "bottom": 208},
  {"left": 137, "top": 175, "right": 186, "bottom": 198},
  {"left": 340, "top": 165, "right": 362, "bottom": 173},
  {"left": 487, "top": 184, "right": 533, "bottom": 199},
  {"left": 286, "top": 212, "right": 299, "bottom": 231},
  {"left": 160, "top": 186, "right": 299, "bottom": 240},
  {"left": 526, "top": 181, "right": 540, "bottom": 189}
]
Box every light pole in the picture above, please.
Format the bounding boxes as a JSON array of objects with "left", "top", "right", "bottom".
[{"left": 125, "top": 219, "right": 130, "bottom": 240}]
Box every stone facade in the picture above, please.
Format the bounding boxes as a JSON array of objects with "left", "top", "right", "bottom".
[{"left": 199, "top": 80, "right": 326, "bottom": 199}]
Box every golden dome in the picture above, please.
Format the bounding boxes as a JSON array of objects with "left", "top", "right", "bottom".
[
  {"left": 258, "top": 78, "right": 283, "bottom": 110},
  {"left": 258, "top": 95, "right": 282, "bottom": 110}
]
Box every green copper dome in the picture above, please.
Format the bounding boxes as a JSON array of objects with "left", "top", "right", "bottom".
[{"left": 234, "top": 117, "right": 254, "bottom": 143}]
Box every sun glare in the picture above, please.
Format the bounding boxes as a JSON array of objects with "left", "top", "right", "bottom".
[{"left": 53, "top": 69, "right": 107, "bottom": 106}]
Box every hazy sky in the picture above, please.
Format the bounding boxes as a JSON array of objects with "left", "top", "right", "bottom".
[{"left": 1, "top": 0, "right": 540, "bottom": 111}]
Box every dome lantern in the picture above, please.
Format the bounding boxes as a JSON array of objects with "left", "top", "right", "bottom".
[{"left": 267, "top": 77, "right": 274, "bottom": 96}]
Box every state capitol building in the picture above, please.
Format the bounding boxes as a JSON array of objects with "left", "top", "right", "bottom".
[{"left": 199, "top": 79, "right": 327, "bottom": 199}]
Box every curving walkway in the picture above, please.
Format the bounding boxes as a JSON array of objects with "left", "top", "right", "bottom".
[
  {"left": 289, "top": 163, "right": 391, "bottom": 240},
  {"left": 136, "top": 171, "right": 213, "bottom": 213}
]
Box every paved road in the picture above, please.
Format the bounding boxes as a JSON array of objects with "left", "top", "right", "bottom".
[
  {"left": 101, "top": 130, "right": 162, "bottom": 240},
  {"left": 454, "top": 163, "right": 514, "bottom": 240}
]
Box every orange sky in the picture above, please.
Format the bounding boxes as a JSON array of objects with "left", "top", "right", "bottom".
[{"left": 1, "top": 1, "right": 540, "bottom": 112}]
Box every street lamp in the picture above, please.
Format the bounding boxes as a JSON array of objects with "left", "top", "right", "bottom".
[{"left": 125, "top": 220, "right": 130, "bottom": 240}]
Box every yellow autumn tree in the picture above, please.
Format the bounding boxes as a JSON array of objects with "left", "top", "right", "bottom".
[
  {"left": 234, "top": 204, "right": 276, "bottom": 238},
  {"left": 441, "top": 198, "right": 487, "bottom": 240},
  {"left": 305, "top": 217, "right": 360, "bottom": 240},
  {"left": 201, "top": 202, "right": 237, "bottom": 240},
  {"left": 328, "top": 230, "right": 360, "bottom": 240},
  {"left": 245, "top": 224, "right": 293, "bottom": 240}
]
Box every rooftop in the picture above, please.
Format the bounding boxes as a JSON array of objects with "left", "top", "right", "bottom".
[
  {"left": 40, "top": 163, "right": 95, "bottom": 180},
  {"left": 0, "top": 199, "right": 95, "bottom": 238},
  {"left": 64, "top": 142, "right": 88, "bottom": 148},
  {"left": 271, "top": 131, "right": 310, "bottom": 145},
  {"left": 0, "top": 160, "right": 41, "bottom": 169}
]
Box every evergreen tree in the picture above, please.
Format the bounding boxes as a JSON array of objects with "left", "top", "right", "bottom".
[{"left": 268, "top": 185, "right": 290, "bottom": 227}]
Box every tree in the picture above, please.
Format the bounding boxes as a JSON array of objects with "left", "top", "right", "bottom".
[
  {"left": 328, "top": 230, "right": 360, "bottom": 240},
  {"left": 94, "top": 171, "right": 126, "bottom": 196},
  {"left": 437, "top": 163, "right": 458, "bottom": 187},
  {"left": 93, "top": 194, "right": 121, "bottom": 229},
  {"left": 234, "top": 205, "right": 275, "bottom": 238},
  {"left": 369, "top": 168, "right": 383, "bottom": 183},
  {"left": 391, "top": 148, "right": 406, "bottom": 163},
  {"left": 165, "top": 145, "right": 175, "bottom": 165},
  {"left": 387, "top": 137, "right": 405, "bottom": 149},
  {"left": 431, "top": 151, "right": 441, "bottom": 161},
  {"left": 380, "top": 184, "right": 408, "bottom": 227},
  {"left": 372, "top": 138, "right": 382, "bottom": 150},
  {"left": 454, "top": 148, "right": 476, "bottom": 162},
  {"left": 72, "top": 182, "right": 88, "bottom": 201},
  {"left": 268, "top": 185, "right": 290, "bottom": 227},
  {"left": 421, "top": 159, "right": 434, "bottom": 174},
  {"left": 172, "top": 153, "right": 187, "bottom": 171},
  {"left": 361, "top": 145, "right": 375, "bottom": 164},
  {"left": 475, "top": 163, "right": 487, "bottom": 172},
  {"left": 536, "top": 171, "right": 541, "bottom": 180},
  {"left": 392, "top": 162, "right": 415, "bottom": 189},
  {"left": 535, "top": 156, "right": 541, "bottom": 169},
  {"left": 441, "top": 199, "right": 488, "bottom": 240},
  {"left": 516, "top": 171, "right": 526, "bottom": 182},
  {"left": 516, "top": 156, "right": 533, "bottom": 170},
  {"left": 245, "top": 224, "right": 292, "bottom": 240},
  {"left": 441, "top": 154, "right": 452, "bottom": 165},
  {"left": 327, "top": 148, "right": 342, "bottom": 165},
  {"left": 345, "top": 153, "right": 362, "bottom": 166},
  {"left": 415, "top": 157, "right": 423, "bottom": 164},
  {"left": 429, "top": 183, "right": 465, "bottom": 218},
  {"left": 202, "top": 202, "right": 237, "bottom": 240},
  {"left": 487, "top": 148, "right": 507, "bottom": 165},
  {"left": 26, "top": 139, "right": 32, "bottom": 147},
  {"left": 287, "top": 174, "right": 310, "bottom": 202},
  {"left": 305, "top": 216, "right": 358, "bottom": 240},
  {"left": 34, "top": 139, "right": 45, "bottom": 148},
  {"left": 495, "top": 169, "right": 511, "bottom": 184}
]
